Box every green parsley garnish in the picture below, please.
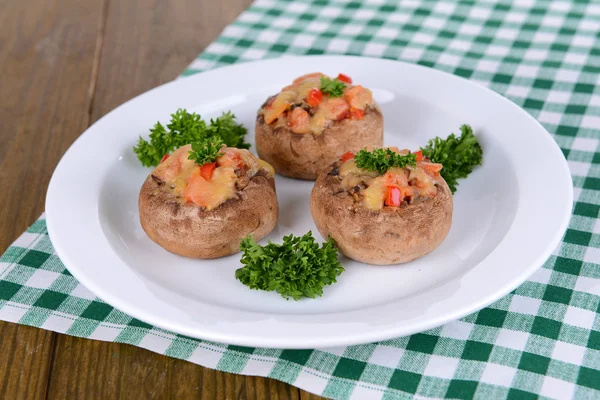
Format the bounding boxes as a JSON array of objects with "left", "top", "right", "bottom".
[
  {"left": 421, "top": 124, "right": 483, "bottom": 194},
  {"left": 133, "top": 109, "right": 249, "bottom": 167},
  {"left": 203, "top": 111, "right": 250, "bottom": 150},
  {"left": 187, "top": 137, "right": 224, "bottom": 165},
  {"left": 235, "top": 232, "right": 344, "bottom": 301},
  {"left": 354, "top": 148, "right": 417, "bottom": 175},
  {"left": 320, "top": 76, "right": 346, "bottom": 97}
]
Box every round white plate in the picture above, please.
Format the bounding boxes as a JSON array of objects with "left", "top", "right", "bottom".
[{"left": 46, "top": 56, "right": 572, "bottom": 349}]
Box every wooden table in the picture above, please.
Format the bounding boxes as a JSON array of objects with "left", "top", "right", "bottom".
[{"left": 0, "top": 1, "right": 323, "bottom": 398}]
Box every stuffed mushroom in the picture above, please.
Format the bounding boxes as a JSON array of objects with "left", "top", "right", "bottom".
[
  {"left": 139, "top": 143, "right": 278, "bottom": 259},
  {"left": 310, "top": 148, "right": 452, "bottom": 265},
  {"left": 256, "top": 72, "right": 383, "bottom": 180}
]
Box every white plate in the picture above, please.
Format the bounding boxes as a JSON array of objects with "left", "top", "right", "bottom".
[{"left": 46, "top": 56, "right": 572, "bottom": 349}]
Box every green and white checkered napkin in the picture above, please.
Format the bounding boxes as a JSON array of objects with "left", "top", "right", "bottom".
[{"left": 2, "top": 0, "right": 600, "bottom": 398}]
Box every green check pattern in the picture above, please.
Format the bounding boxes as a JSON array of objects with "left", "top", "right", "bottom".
[{"left": 2, "top": 0, "right": 600, "bottom": 398}]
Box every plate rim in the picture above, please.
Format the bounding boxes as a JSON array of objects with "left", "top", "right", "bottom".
[{"left": 46, "top": 55, "right": 573, "bottom": 348}]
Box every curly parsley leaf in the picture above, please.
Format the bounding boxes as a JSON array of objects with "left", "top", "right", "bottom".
[
  {"left": 354, "top": 148, "right": 417, "bottom": 175},
  {"left": 133, "top": 109, "right": 249, "bottom": 167},
  {"left": 187, "top": 136, "right": 224, "bottom": 165},
  {"left": 235, "top": 232, "right": 344, "bottom": 301},
  {"left": 205, "top": 111, "right": 251, "bottom": 150},
  {"left": 421, "top": 124, "right": 483, "bottom": 194},
  {"left": 320, "top": 76, "right": 346, "bottom": 97}
]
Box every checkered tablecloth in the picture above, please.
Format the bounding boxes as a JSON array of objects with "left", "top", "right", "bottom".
[{"left": 2, "top": 0, "right": 600, "bottom": 398}]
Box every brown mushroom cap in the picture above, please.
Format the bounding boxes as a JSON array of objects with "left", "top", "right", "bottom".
[
  {"left": 310, "top": 166, "right": 453, "bottom": 265},
  {"left": 139, "top": 171, "right": 278, "bottom": 259},
  {"left": 255, "top": 106, "right": 383, "bottom": 180}
]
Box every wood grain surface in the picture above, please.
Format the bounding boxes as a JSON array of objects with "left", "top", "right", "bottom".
[{"left": 0, "top": 0, "right": 325, "bottom": 398}]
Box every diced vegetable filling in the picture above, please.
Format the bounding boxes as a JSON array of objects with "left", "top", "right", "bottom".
[
  {"left": 152, "top": 144, "right": 274, "bottom": 210},
  {"left": 260, "top": 72, "right": 375, "bottom": 135},
  {"left": 334, "top": 148, "right": 443, "bottom": 211}
]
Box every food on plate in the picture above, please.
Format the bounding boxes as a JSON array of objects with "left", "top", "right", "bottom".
[
  {"left": 134, "top": 108, "right": 250, "bottom": 167},
  {"left": 235, "top": 232, "right": 344, "bottom": 300},
  {"left": 310, "top": 124, "right": 483, "bottom": 265},
  {"left": 138, "top": 137, "right": 278, "bottom": 258},
  {"left": 310, "top": 147, "right": 453, "bottom": 265},
  {"left": 255, "top": 72, "right": 383, "bottom": 180},
  {"left": 421, "top": 124, "right": 483, "bottom": 193}
]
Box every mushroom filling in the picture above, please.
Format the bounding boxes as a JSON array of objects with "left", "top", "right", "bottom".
[
  {"left": 331, "top": 152, "right": 443, "bottom": 211},
  {"left": 151, "top": 144, "right": 274, "bottom": 210},
  {"left": 258, "top": 72, "right": 375, "bottom": 135}
]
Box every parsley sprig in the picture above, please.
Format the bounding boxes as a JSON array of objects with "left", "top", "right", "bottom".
[
  {"left": 235, "top": 232, "right": 344, "bottom": 300},
  {"left": 421, "top": 124, "right": 483, "bottom": 193},
  {"left": 354, "top": 148, "right": 417, "bottom": 175},
  {"left": 133, "top": 109, "right": 249, "bottom": 167},
  {"left": 320, "top": 76, "right": 346, "bottom": 97},
  {"left": 187, "top": 137, "right": 224, "bottom": 165}
]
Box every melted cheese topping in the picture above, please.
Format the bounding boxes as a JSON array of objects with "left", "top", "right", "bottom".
[
  {"left": 260, "top": 72, "right": 374, "bottom": 135},
  {"left": 183, "top": 166, "right": 237, "bottom": 209},
  {"left": 337, "top": 151, "right": 442, "bottom": 211},
  {"left": 152, "top": 145, "right": 273, "bottom": 210},
  {"left": 362, "top": 176, "right": 387, "bottom": 211}
]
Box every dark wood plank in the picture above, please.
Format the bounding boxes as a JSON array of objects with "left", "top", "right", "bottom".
[
  {"left": 0, "top": 325, "right": 55, "bottom": 400},
  {"left": 90, "top": 0, "right": 254, "bottom": 122},
  {"left": 49, "top": 335, "right": 304, "bottom": 399},
  {"left": 0, "top": 0, "right": 107, "bottom": 398},
  {"left": 44, "top": 0, "right": 317, "bottom": 399},
  {"left": 300, "top": 391, "right": 329, "bottom": 400},
  {"left": 0, "top": 0, "right": 106, "bottom": 253}
]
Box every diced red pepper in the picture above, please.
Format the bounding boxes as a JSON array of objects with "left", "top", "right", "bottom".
[
  {"left": 348, "top": 109, "right": 365, "bottom": 120},
  {"left": 160, "top": 153, "right": 170, "bottom": 163},
  {"left": 337, "top": 73, "right": 352, "bottom": 84},
  {"left": 307, "top": 88, "right": 323, "bottom": 107},
  {"left": 340, "top": 151, "right": 355, "bottom": 162},
  {"left": 413, "top": 150, "right": 423, "bottom": 162},
  {"left": 200, "top": 162, "right": 217, "bottom": 181},
  {"left": 385, "top": 187, "right": 402, "bottom": 207}
]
